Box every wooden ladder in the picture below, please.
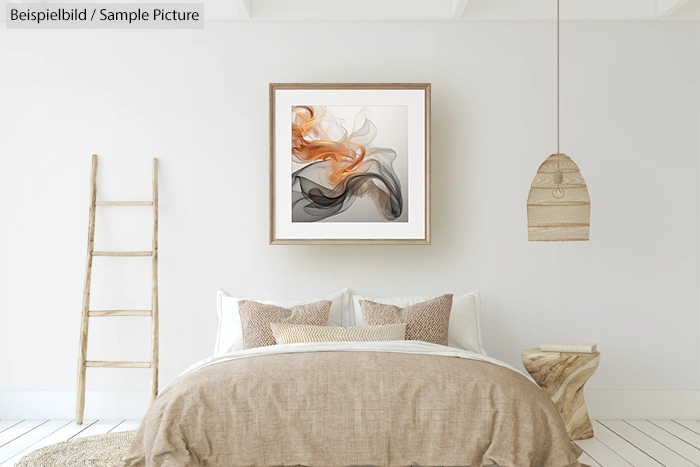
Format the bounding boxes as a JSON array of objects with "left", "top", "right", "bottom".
[{"left": 75, "top": 154, "right": 159, "bottom": 425}]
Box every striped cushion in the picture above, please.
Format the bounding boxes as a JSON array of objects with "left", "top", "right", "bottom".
[
  {"left": 271, "top": 323, "right": 407, "bottom": 344},
  {"left": 360, "top": 294, "right": 453, "bottom": 346},
  {"left": 238, "top": 300, "right": 331, "bottom": 349}
]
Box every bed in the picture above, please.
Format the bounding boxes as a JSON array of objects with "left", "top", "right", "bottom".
[
  {"left": 119, "top": 341, "right": 586, "bottom": 467},
  {"left": 118, "top": 290, "right": 588, "bottom": 467}
]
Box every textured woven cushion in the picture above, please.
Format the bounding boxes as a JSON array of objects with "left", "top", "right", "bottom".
[
  {"left": 215, "top": 288, "right": 350, "bottom": 355},
  {"left": 271, "top": 323, "right": 407, "bottom": 344},
  {"left": 360, "top": 294, "right": 453, "bottom": 345},
  {"left": 350, "top": 290, "right": 486, "bottom": 355},
  {"left": 238, "top": 300, "right": 331, "bottom": 349}
]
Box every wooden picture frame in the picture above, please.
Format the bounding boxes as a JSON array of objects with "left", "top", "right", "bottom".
[{"left": 270, "top": 83, "right": 431, "bottom": 245}]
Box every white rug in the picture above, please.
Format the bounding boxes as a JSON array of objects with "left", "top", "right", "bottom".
[{"left": 15, "top": 430, "right": 135, "bottom": 466}]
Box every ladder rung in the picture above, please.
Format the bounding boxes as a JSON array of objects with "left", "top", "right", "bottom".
[
  {"left": 95, "top": 201, "right": 153, "bottom": 206},
  {"left": 92, "top": 251, "right": 152, "bottom": 257},
  {"left": 85, "top": 361, "right": 151, "bottom": 368},
  {"left": 89, "top": 310, "right": 152, "bottom": 317}
]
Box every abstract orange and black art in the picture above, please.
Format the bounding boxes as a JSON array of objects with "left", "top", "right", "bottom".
[{"left": 270, "top": 83, "right": 430, "bottom": 245}]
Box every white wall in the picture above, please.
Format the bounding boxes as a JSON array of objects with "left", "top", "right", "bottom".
[{"left": 1, "top": 22, "right": 698, "bottom": 416}]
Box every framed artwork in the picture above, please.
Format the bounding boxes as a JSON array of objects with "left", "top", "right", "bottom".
[{"left": 270, "top": 83, "right": 431, "bottom": 245}]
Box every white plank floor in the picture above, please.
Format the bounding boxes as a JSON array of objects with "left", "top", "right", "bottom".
[
  {"left": 0, "top": 419, "right": 698, "bottom": 466},
  {"left": 0, "top": 419, "right": 140, "bottom": 466},
  {"left": 575, "top": 420, "right": 700, "bottom": 467}
]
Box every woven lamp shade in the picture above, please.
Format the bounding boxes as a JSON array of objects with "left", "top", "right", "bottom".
[{"left": 527, "top": 153, "right": 590, "bottom": 241}]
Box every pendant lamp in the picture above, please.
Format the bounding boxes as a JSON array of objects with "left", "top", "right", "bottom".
[{"left": 527, "top": 0, "right": 590, "bottom": 241}]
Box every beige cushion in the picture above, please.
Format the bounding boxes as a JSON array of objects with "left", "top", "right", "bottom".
[
  {"left": 360, "top": 294, "right": 453, "bottom": 346},
  {"left": 271, "top": 323, "right": 407, "bottom": 344},
  {"left": 350, "top": 290, "right": 485, "bottom": 355},
  {"left": 238, "top": 300, "right": 331, "bottom": 349}
]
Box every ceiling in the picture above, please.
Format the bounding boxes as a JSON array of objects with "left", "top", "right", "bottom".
[{"left": 6, "top": 0, "right": 700, "bottom": 21}]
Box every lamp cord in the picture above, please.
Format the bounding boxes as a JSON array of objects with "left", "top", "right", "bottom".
[{"left": 557, "top": 0, "right": 560, "bottom": 154}]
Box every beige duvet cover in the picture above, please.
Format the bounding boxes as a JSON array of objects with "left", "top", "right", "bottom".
[{"left": 119, "top": 342, "right": 587, "bottom": 467}]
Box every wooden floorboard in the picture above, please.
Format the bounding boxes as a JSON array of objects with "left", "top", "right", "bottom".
[
  {"left": 111, "top": 420, "right": 140, "bottom": 432},
  {"left": 0, "top": 424, "right": 21, "bottom": 435},
  {"left": 591, "top": 420, "right": 664, "bottom": 467},
  {"left": 0, "top": 421, "right": 47, "bottom": 450},
  {"left": 580, "top": 451, "right": 603, "bottom": 466},
  {"left": 0, "top": 421, "right": 97, "bottom": 466},
  {"left": 575, "top": 436, "right": 634, "bottom": 466},
  {"left": 599, "top": 420, "right": 696, "bottom": 467},
  {"left": 676, "top": 420, "right": 700, "bottom": 436},
  {"left": 0, "top": 420, "right": 69, "bottom": 465},
  {"left": 71, "top": 420, "right": 124, "bottom": 440},
  {"left": 626, "top": 420, "right": 700, "bottom": 465},
  {"left": 650, "top": 420, "right": 700, "bottom": 448},
  {"left": 3, "top": 419, "right": 700, "bottom": 466}
]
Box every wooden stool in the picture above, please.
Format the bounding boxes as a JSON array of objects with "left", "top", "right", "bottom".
[{"left": 521, "top": 348, "right": 600, "bottom": 440}]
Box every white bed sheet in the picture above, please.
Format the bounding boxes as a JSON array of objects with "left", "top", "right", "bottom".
[{"left": 165, "top": 340, "right": 533, "bottom": 392}]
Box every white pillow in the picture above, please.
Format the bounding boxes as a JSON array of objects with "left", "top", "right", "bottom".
[
  {"left": 214, "top": 288, "right": 349, "bottom": 355},
  {"left": 350, "top": 290, "right": 486, "bottom": 355}
]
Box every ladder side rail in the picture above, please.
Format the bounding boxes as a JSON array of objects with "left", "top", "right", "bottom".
[
  {"left": 150, "top": 158, "right": 159, "bottom": 402},
  {"left": 76, "top": 154, "right": 98, "bottom": 425}
]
